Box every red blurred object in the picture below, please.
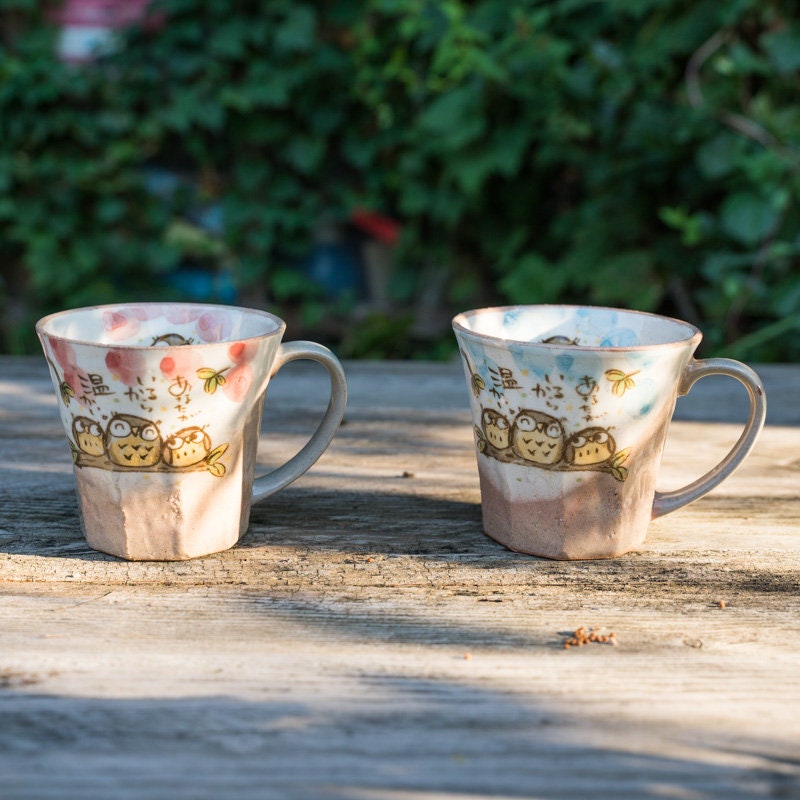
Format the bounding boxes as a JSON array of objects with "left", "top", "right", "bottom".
[
  {"left": 350, "top": 208, "right": 401, "bottom": 247},
  {"left": 54, "top": 0, "right": 152, "bottom": 28},
  {"left": 53, "top": 0, "right": 161, "bottom": 62}
]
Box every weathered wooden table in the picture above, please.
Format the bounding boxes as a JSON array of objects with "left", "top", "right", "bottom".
[{"left": 1, "top": 355, "right": 798, "bottom": 799}]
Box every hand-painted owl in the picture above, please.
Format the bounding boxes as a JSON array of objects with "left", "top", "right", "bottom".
[
  {"left": 565, "top": 427, "right": 616, "bottom": 466},
  {"left": 511, "top": 410, "right": 564, "bottom": 465},
  {"left": 162, "top": 426, "right": 212, "bottom": 468},
  {"left": 72, "top": 416, "right": 105, "bottom": 456},
  {"left": 481, "top": 408, "right": 511, "bottom": 450},
  {"left": 105, "top": 414, "right": 162, "bottom": 468}
]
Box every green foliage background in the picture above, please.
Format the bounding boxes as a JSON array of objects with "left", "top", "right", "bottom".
[{"left": 1, "top": 0, "right": 799, "bottom": 359}]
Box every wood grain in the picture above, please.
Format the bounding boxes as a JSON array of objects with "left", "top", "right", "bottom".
[{"left": 1, "top": 357, "right": 798, "bottom": 799}]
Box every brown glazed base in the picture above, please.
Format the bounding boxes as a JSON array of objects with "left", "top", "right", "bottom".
[
  {"left": 475, "top": 407, "right": 675, "bottom": 560},
  {"left": 74, "top": 446, "right": 249, "bottom": 561},
  {"left": 477, "top": 461, "right": 654, "bottom": 561}
]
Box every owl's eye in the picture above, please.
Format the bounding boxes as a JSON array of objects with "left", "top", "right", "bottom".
[
  {"left": 89, "top": 423, "right": 102, "bottom": 437},
  {"left": 187, "top": 429, "right": 205, "bottom": 443},
  {"left": 546, "top": 423, "right": 561, "bottom": 438},
  {"left": 571, "top": 435, "right": 587, "bottom": 448},
  {"left": 109, "top": 419, "right": 131, "bottom": 437},
  {"left": 140, "top": 425, "right": 159, "bottom": 442},
  {"left": 166, "top": 436, "right": 182, "bottom": 450},
  {"left": 593, "top": 431, "right": 609, "bottom": 444},
  {"left": 495, "top": 418, "right": 508, "bottom": 430},
  {"left": 516, "top": 415, "right": 535, "bottom": 430},
  {"left": 75, "top": 419, "right": 87, "bottom": 433}
]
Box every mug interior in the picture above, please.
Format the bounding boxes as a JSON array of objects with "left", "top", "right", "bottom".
[
  {"left": 453, "top": 305, "right": 699, "bottom": 349},
  {"left": 37, "top": 303, "right": 283, "bottom": 347}
]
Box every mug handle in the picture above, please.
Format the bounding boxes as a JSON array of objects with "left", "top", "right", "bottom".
[
  {"left": 251, "top": 341, "right": 347, "bottom": 503},
  {"left": 652, "top": 358, "right": 766, "bottom": 518}
]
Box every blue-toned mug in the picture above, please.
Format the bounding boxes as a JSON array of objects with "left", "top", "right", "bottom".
[{"left": 453, "top": 305, "right": 766, "bottom": 560}]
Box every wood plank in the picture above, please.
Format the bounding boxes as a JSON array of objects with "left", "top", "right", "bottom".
[{"left": 1, "top": 356, "right": 798, "bottom": 799}]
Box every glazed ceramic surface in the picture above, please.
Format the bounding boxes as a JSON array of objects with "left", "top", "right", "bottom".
[
  {"left": 453, "top": 305, "right": 766, "bottom": 560},
  {"left": 37, "top": 303, "right": 347, "bottom": 560}
]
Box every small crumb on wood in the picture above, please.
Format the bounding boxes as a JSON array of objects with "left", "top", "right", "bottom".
[
  {"left": 561, "top": 626, "right": 617, "bottom": 649},
  {"left": 718, "top": 599, "right": 727, "bottom": 609},
  {"left": 463, "top": 652, "right": 471, "bottom": 660},
  {"left": 0, "top": 669, "right": 41, "bottom": 689},
  {"left": 400, "top": 471, "right": 414, "bottom": 478}
]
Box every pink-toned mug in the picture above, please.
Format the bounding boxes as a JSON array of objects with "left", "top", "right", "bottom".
[
  {"left": 453, "top": 305, "right": 766, "bottom": 560},
  {"left": 37, "top": 302, "right": 347, "bottom": 560}
]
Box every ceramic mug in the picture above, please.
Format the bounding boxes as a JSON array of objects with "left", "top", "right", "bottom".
[
  {"left": 37, "top": 302, "right": 347, "bottom": 560},
  {"left": 453, "top": 305, "right": 766, "bottom": 560}
]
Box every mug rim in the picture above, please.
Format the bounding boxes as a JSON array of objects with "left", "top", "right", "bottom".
[
  {"left": 452, "top": 304, "right": 702, "bottom": 352},
  {"left": 35, "top": 301, "right": 286, "bottom": 349}
]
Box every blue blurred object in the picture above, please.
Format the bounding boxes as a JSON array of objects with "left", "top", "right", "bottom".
[
  {"left": 142, "top": 166, "right": 183, "bottom": 200},
  {"left": 168, "top": 267, "right": 238, "bottom": 304},
  {"left": 302, "top": 219, "right": 366, "bottom": 299},
  {"left": 142, "top": 166, "right": 235, "bottom": 303},
  {"left": 192, "top": 203, "right": 224, "bottom": 236}
]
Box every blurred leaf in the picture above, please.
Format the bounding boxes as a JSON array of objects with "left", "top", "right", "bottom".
[
  {"left": 720, "top": 192, "right": 780, "bottom": 246},
  {"left": 760, "top": 26, "right": 800, "bottom": 74},
  {"left": 498, "top": 252, "right": 567, "bottom": 304},
  {"left": 419, "top": 84, "right": 485, "bottom": 148},
  {"left": 274, "top": 5, "right": 317, "bottom": 53},
  {"left": 696, "top": 134, "right": 742, "bottom": 179},
  {"left": 285, "top": 136, "right": 326, "bottom": 174}
]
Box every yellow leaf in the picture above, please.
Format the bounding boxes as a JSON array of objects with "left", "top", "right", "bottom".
[
  {"left": 611, "top": 447, "right": 631, "bottom": 468},
  {"left": 60, "top": 382, "right": 75, "bottom": 404},
  {"left": 607, "top": 369, "right": 639, "bottom": 396},
  {"left": 206, "top": 443, "right": 229, "bottom": 465},
  {"left": 197, "top": 367, "right": 217, "bottom": 380},
  {"left": 611, "top": 465, "right": 628, "bottom": 482}
]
